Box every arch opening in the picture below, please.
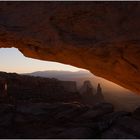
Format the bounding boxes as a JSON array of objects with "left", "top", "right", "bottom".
[{"left": 0, "top": 47, "right": 140, "bottom": 112}]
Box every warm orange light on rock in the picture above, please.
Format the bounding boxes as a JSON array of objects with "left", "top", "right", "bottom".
[{"left": 0, "top": 2, "right": 140, "bottom": 93}]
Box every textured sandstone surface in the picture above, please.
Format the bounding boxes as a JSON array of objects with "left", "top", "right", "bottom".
[{"left": 0, "top": 2, "right": 140, "bottom": 93}]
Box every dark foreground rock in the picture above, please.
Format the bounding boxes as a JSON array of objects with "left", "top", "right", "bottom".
[
  {"left": 55, "top": 127, "right": 94, "bottom": 139},
  {"left": 101, "top": 115, "right": 140, "bottom": 138},
  {"left": 75, "top": 102, "right": 113, "bottom": 122},
  {"left": 132, "top": 107, "right": 140, "bottom": 120},
  {"left": 0, "top": 102, "right": 140, "bottom": 138}
]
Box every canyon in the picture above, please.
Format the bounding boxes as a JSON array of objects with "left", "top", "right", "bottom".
[
  {"left": 0, "top": 71, "right": 104, "bottom": 106},
  {"left": 0, "top": 2, "right": 139, "bottom": 93},
  {"left": 0, "top": 72, "right": 140, "bottom": 138}
]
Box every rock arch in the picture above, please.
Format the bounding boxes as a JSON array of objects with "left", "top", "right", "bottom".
[{"left": 0, "top": 2, "right": 140, "bottom": 93}]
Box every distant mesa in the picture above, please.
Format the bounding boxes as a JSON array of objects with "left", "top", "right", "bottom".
[
  {"left": 0, "top": 72, "right": 81, "bottom": 103},
  {"left": 59, "top": 81, "right": 77, "bottom": 93},
  {"left": 0, "top": 71, "right": 104, "bottom": 106},
  {"left": 80, "top": 80, "right": 94, "bottom": 95}
]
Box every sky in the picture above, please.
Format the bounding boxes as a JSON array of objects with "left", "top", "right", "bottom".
[{"left": 0, "top": 48, "right": 85, "bottom": 73}]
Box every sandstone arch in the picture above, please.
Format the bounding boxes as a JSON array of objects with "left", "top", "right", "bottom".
[{"left": 0, "top": 2, "right": 140, "bottom": 93}]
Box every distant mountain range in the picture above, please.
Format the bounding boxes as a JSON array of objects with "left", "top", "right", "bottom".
[
  {"left": 24, "top": 70, "right": 95, "bottom": 86},
  {"left": 23, "top": 70, "right": 133, "bottom": 92}
]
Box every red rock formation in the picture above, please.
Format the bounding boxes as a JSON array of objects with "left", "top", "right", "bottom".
[{"left": 0, "top": 2, "right": 140, "bottom": 93}]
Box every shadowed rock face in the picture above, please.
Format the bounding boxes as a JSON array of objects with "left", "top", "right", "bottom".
[{"left": 0, "top": 2, "right": 140, "bottom": 93}]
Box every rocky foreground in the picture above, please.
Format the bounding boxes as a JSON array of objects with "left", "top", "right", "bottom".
[{"left": 0, "top": 101, "right": 140, "bottom": 139}]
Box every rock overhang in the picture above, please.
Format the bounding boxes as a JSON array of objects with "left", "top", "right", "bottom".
[{"left": 0, "top": 1, "right": 140, "bottom": 93}]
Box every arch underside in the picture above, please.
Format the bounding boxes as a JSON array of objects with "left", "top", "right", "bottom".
[{"left": 0, "top": 2, "right": 140, "bottom": 93}]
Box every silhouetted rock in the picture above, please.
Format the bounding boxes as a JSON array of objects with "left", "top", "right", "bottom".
[
  {"left": 132, "top": 107, "right": 140, "bottom": 120},
  {"left": 59, "top": 81, "right": 77, "bottom": 92},
  {"left": 93, "top": 102, "right": 113, "bottom": 112},
  {"left": 80, "top": 80, "right": 95, "bottom": 94},
  {"left": 0, "top": 101, "right": 139, "bottom": 138},
  {"left": 0, "top": 104, "right": 15, "bottom": 129},
  {"left": 54, "top": 106, "right": 88, "bottom": 123},
  {"left": 55, "top": 127, "right": 94, "bottom": 139},
  {"left": 15, "top": 102, "right": 89, "bottom": 125},
  {"left": 102, "top": 116, "right": 140, "bottom": 138},
  {"left": 93, "top": 111, "right": 131, "bottom": 134},
  {"left": 102, "top": 126, "right": 136, "bottom": 139},
  {"left": 98, "top": 111, "right": 130, "bottom": 124},
  {"left": 0, "top": 72, "right": 81, "bottom": 103},
  {"left": 0, "top": 72, "right": 139, "bottom": 138},
  {"left": 80, "top": 81, "right": 94, "bottom": 104},
  {"left": 76, "top": 103, "right": 113, "bottom": 122},
  {"left": 94, "top": 83, "right": 104, "bottom": 103},
  {"left": 0, "top": 103, "right": 14, "bottom": 114},
  {"left": 17, "top": 102, "right": 50, "bottom": 115},
  {"left": 80, "top": 81, "right": 105, "bottom": 105}
]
